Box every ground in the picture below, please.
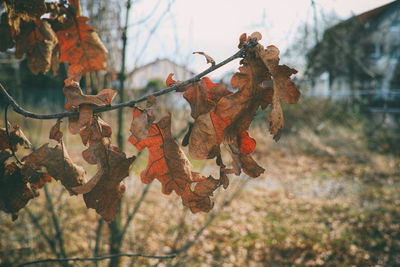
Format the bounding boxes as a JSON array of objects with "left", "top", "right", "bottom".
[{"left": 0, "top": 98, "right": 399, "bottom": 266}]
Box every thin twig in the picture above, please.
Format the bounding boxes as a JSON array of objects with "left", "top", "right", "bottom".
[
  {"left": 0, "top": 39, "right": 257, "bottom": 120},
  {"left": 121, "top": 183, "right": 151, "bottom": 239},
  {"left": 93, "top": 218, "right": 104, "bottom": 267},
  {"left": 17, "top": 253, "right": 176, "bottom": 266},
  {"left": 174, "top": 177, "right": 249, "bottom": 254},
  {"left": 25, "top": 207, "right": 61, "bottom": 259},
  {"left": 43, "top": 185, "right": 68, "bottom": 262}
]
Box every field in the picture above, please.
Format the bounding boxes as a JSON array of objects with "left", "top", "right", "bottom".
[{"left": 1, "top": 98, "right": 399, "bottom": 266}]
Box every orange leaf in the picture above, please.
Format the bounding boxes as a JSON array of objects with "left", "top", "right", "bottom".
[
  {"left": 129, "top": 114, "right": 193, "bottom": 196},
  {"left": 239, "top": 131, "right": 256, "bottom": 154},
  {"left": 129, "top": 102, "right": 221, "bottom": 213},
  {"left": 56, "top": 16, "right": 107, "bottom": 80}
]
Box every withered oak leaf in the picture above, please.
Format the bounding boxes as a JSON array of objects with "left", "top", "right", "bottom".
[
  {"left": 12, "top": 0, "right": 47, "bottom": 19},
  {"left": 23, "top": 142, "right": 85, "bottom": 195},
  {"left": 193, "top": 51, "right": 215, "bottom": 65},
  {"left": 15, "top": 20, "right": 58, "bottom": 75},
  {"left": 129, "top": 113, "right": 194, "bottom": 196},
  {"left": 0, "top": 162, "right": 36, "bottom": 219},
  {"left": 81, "top": 145, "right": 135, "bottom": 222},
  {"left": 129, "top": 104, "right": 221, "bottom": 213},
  {"left": 256, "top": 44, "right": 300, "bottom": 138},
  {"left": 56, "top": 16, "right": 107, "bottom": 80},
  {"left": 4, "top": 0, "right": 47, "bottom": 33},
  {"left": 71, "top": 116, "right": 135, "bottom": 222},
  {"left": 63, "top": 81, "right": 116, "bottom": 134},
  {"left": 168, "top": 71, "right": 265, "bottom": 177},
  {"left": 0, "top": 124, "right": 31, "bottom": 152}
]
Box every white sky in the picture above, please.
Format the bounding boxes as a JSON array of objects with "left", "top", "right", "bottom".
[{"left": 126, "top": 0, "right": 394, "bottom": 78}]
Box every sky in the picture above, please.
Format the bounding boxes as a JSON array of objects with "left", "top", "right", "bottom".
[{"left": 125, "top": 0, "right": 394, "bottom": 78}]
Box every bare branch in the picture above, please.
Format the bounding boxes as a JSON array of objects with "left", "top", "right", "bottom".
[
  {"left": 0, "top": 39, "right": 257, "bottom": 120},
  {"left": 43, "top": 185, "right": 68, "bottom": 261},
  {"left": 121, "top": 183, "right": 151, "bottom": 239},
  {"left": 25, "top": 207, "right": 61, "bottom": 259},
  {"left": 17, "top": 253, "right": 176, "bottom": 266},
  {"left": 174, "top": 177, "right": 249, "bottom": 255}
]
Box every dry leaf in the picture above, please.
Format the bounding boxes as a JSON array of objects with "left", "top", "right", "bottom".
[
  {"left": 193, "top": 51, "right": 215, "bottom": 65},
  {"left": 257, "top": 44, "right": 300, "bottom": 138},
  {"left": 15, "top": 20, "right": 58, "bottom": 75},
  {"left": 129, "top": 114, "right": 194, "bottom": 196},
  {"left": 23, "top": 143, "right": 85, "bottom": 195},
  {"left": 82, "top": 145, "right": 135, "bottom": 222},
  {"left": 49, "top": 119, "right": 63, "bottom": 142},
  {"left": 71, "top": 116, "right": 135, "bottom": 222},
  {"left": 0, "top": 125, "right": 31, "bottom": 152},
  {"left": 63, "top": 81, "right": 116, "bottom": 134},
  {"left": 0, "top": 162, "right": 36, "bottom": 219},
  {"left": 56, "top": 16, "right": 107, "bottom": 80}
]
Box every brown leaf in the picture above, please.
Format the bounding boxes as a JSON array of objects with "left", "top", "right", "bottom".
[
  {"left": 257, "top": 44, "right": 300, "bottom": 137},
  {"left": 181, "top": 33, "right": 298, "bottom": 178},
  {"left": 0, "top": 13, "right": 15, "bottom": 52},
  {"left": 181, "top": 176, "right": 219, "bottom": 213},
  {"left": 23, "top": 143, "right": 85, "bottom": 195},
  {"left": 80, "top": 117, "right": 111, "bottom": 146},
  {"left": 4, "top": 0, "right": 47, "bottom": 34},
  {"left": 12, "top": 0, "right": 47, "bottom": 19},
  {"left": 167, "top": 75, "right": 230, "bottom": 119},
  {"left": 49, "top": 119, "right": 63, "bottom": 142},
  {"left": 0, "top": 162, "right": 36, "bottom": 219},
  {"left": 81, "top": 145, "right": 135, "bottom": 222},
  {"left": 70, "top": 116, "right": 135, "bottom": 221},
  {"left": 187, "top": 113, "right": 219, "bottom": 160},
  {"left": 56, "top": 16, "right": 107, "bottom": 80},
  {"left": 51, "top": 44, "right": 60, "bottom": 76},
  {"left": 15, "top": 20, "right": 58, "bottom": 75},
  {"left": 63, "top": 81, "right": 116, "bottom": 111},
  {"left": 129, "top": 96, "right": 157, "bottom": 141},
  {"left": 129, "top": 106, "right": 220, "bottom": 213},
  {"left": 193, "top": 51, "right": 215, "bottom": 65},
  {"left": 63, "top": 81, "right": 116, "bottom": 134},
  {"left": 0, "top": 125, "right": 31, "bottom": 152}
]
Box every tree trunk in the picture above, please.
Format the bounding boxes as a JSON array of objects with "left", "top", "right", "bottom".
[{"left": 109, "top": 1, "right": 131, "bottom": 266}]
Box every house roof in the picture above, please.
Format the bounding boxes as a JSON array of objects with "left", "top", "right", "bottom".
[
  {"left": 126, "top": 58, "right": 195, "bottom": 78},
  {"left": 328, "top": 0, "right": 400, "bottom": 32},
  {"left": 356, "top": 0, "right": 399, "bottom": 23}
]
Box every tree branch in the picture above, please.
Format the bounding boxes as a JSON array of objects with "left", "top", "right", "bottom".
[
  {"left": 0, "top": 39, "right": 257, "bottom": 120},
  {"left": 17, "top": 253, "right": 176, "bottom": 266}
]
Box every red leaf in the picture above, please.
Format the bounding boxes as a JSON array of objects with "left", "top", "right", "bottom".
[
  {"left": 56, "top": 16, "right": 107, "bottom": 80},
  {"left": 129, "top": 101, "right": 222, "bottom": 213}
]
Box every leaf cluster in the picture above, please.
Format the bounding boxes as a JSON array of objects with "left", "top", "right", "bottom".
[{"left": 0, "top": 0, "right": 300, "bottom": 223}]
